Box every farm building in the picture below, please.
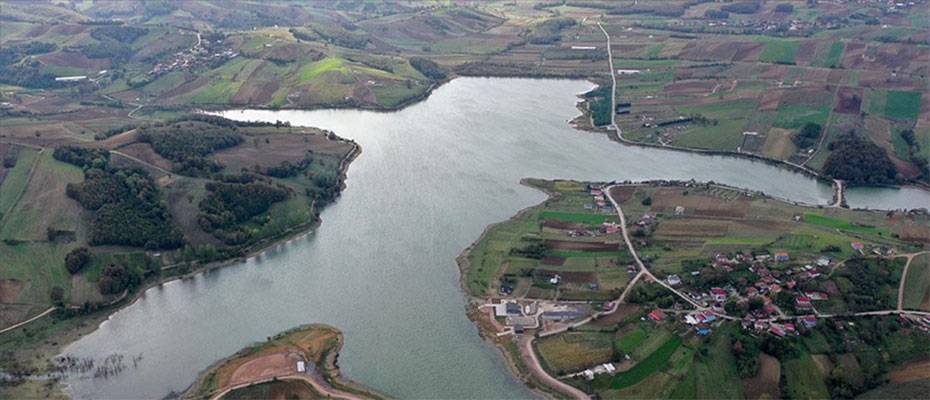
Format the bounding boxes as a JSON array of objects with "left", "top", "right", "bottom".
[{"left": 648, "top": 309, "right": 666, "bottom": 321}]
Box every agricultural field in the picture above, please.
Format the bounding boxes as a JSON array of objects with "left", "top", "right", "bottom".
[
  {"left": 607, "top": 183, "right": 924, "bottom": 280},
  {"left": 464, "top": 179, "right": 635, "bottom": 301},
  {"left": 476, "top": 180, "right": 929, "bottom": 398}
]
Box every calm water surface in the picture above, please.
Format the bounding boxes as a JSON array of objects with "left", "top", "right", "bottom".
[{"left": 63, "top": 78, "right": 930, "bottom": 399}]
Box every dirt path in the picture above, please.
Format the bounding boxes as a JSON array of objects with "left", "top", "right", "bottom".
[
  {"left": 519, "top": 335, "right": 589, "bottom": 400},
  {"left": 208, "top": 373, "right": 366, "bottom": 400},
  {"left": 898, "top": 251, "right": 930, "bottom": 311},
  {"left": 111, "top": 149, "right": 173, "bottom": 175},
  {"left": 597, "top": 22, "right": 620, "bottom": 139},
  {"left": 0, "top": 306, "right": 55, "bottom": 335}
]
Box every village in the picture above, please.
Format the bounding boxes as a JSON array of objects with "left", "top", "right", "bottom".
[{"left": 470, "top": 179, "right": 930, "bottom": 388}]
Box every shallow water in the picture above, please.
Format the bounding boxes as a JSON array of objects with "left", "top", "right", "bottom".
[{"left": 62, "top": 78, "right": 930, "bottom": 399}]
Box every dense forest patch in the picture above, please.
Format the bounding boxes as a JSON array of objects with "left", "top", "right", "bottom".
[
  {"left": 823, "top": 133, "right": 897, "bottom": 184},
  {"left": 137, "top": 122, "right": 243, "bottom": 175},
  {"left": 198, "top": 180, "right": 290, "bottom": 244},
  {"left": 57, "top": 146, "right": 185, "bottom": 249}
]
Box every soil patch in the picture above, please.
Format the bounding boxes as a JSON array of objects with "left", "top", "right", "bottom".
[
  {"left": 608, "top": 186, "right": 636, "bottom": 203},
  {"left": 541, "top": 219, "right": 587, "bottom": 230},
  {"left": 834, "top": 86, "right": 863, "bottom": 114},
  {"left": 743, "top": 353, "right": 781, "bottom": 400},
  {"left": 650, "top": 189, "right": 750, "bottom": 218},
  {"left": 229, "top": 351, "right": 304, "bottom": 387},
  {"left": 543, "top": 240, "right": 618, "bottom": 252},
  {"left": 0, "top": 279, "right": 24, "bottom": 303},
  {"left": 890, "top": 358, "right": 930, "bottom": 384},
  {"left": 590, "top": 304, "right": 641, "bottom": 328}
]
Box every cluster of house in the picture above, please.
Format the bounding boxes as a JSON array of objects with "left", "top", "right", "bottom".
[
  {"left": 745, "top": 315, "right": 819, "bottom": 338},
  {"left": 148, "top": 34, "right": 237, "bottom": 77},
  {"left": 656, "top": 249, "right": 858, "bottom": 337},
  {"left": 585, "top": 187, "right": 615, "bottom": 214}
]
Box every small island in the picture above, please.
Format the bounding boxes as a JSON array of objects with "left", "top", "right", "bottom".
[
  {"left": 461, "top": 179, "right": 929, "bottom": 399},
  {"left": 184, "top": 324, "right": 385, "bottom": 400}
]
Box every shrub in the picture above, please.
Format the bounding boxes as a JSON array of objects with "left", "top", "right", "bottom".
[
  {"left": 409, "top": 57, "right": 447, "bottom": 80},
  {"left": 704, "top": 9, "right": 730, "bottom": 19},
  {"left": 64, "top": 247, "right": 91, "bottom": 274},
  {"left": 721, "top": 2, "right": 761, "bottom": 14},
  {"left": 791, "top": 122, "right": 822, "bottom": 149}
]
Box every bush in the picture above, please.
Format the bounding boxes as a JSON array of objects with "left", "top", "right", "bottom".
[
  {"left": 50, "top": 286, "right": 65, "bottom": 304},
  {"left": 721, "top": 2, "right": 761, "bottom": 14},
  {"left": 90, "top": 26, "right": 149, "bottom": 43},
  {"left": 409, "top": 57, "right": 447, "bottom": 80},
  {"left": 64, "top": 247, "right": 91, "bottom": 274},
  {"left": 704, "top": 10, "right": 730, "bottom": 19},
  {"left": 98, "top": 264, "right": 142, "bottom": 295},
  {"left": 53, "top": 146, "right": 110, "bottom": 169},
  {"left": 527, "top": 17, "right": 576, "bottom": 44},
  {"left": 791, "top": 122, "right": 822, "bottom": 149}
]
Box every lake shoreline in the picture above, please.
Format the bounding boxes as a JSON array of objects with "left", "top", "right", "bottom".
[
  {"left": 0, "top": 140, "right": 362, "bottom": 399},
  {"left": 26, "top": 77, "right": 929, "bottom": 399}
]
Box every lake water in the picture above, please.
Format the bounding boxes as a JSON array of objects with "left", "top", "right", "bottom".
[{"left": 62, "top": 78, "right": 930, "bottom": 399}]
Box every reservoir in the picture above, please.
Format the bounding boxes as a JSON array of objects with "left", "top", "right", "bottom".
[{"left": 62, "top": 78, "right": 930, "bottom": 399}]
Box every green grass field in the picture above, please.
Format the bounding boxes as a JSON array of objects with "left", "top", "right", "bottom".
[
  {"left": 803, "top": 213, "right": 884, "bottom": 235},
  {"left": 611, "top": 335, "right": 682, "bottom": 389},
  {"left": 539, "top": 211, "right": 617, "bottom": 225},
  {"left": 1, "top": 151, "right": 84, "bottom": 241},
  {"left": 822, "top": 42, "right": 844, "bottom": 68},
  {"left": 675, "top": 100, "right": 756, "bottom": 150},
  {"left": 0, "top": 148, "right": 39, "bottom": 218},
  {"left": 689, "top": 327, "right": 744, "bottom": 398},
  {"left": 902, "top": 254, "right": 930, "bottom": 311},
  {"left": 615, "top": 326, "right": 647, "bottom": 355},
  {"left": 773, "top": 105, "right": 830, "bottom": 129},
  {"left": 537, "top": 331, "right": 615, "bottom": 374},
  {"left": 783, "top": 352, "right": 830, "bottom": 400},
  {"left": 298, "top": 57, "right": 348, "bottom": 82},
  {"left": 884, "top": 91, "right": 922, "bottom": 120},
  {"left": 759, "top": 40, "right": 799, "bottom": 64}
]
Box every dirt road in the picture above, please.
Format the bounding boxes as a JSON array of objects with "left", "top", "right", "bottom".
[
  {"left": 519, "top": 335, "right": 589, "bottom": 400},
  {"left": 208, "top": 373, "right": 367, "bottom": 400}
]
